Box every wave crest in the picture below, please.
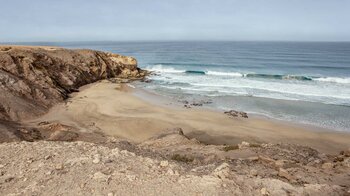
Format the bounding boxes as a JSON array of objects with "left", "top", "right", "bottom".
[
  {"left": 145, "top": 64, "right": 350, "bottom": 84},
  {"left": 313, "top": 77, "right": 350, "bottom": 84},
  {"left": 145, "top": 64, "right": 185, "bottom": 73}
]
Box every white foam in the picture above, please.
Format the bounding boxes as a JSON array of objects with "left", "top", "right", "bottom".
[
  {"left": 313, "top": 77, "right": 350, "bottom": 84},
  {"left": 145, "top": 64, "right": 185, "bottom": 73},
  {"left": 127, "top": 84, "right": 135, "bottom": 88},
  {"left": 206, "top": 71, "right": 243, "bottom": 77}
]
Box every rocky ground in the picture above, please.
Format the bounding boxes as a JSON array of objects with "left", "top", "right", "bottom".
[{"left": 0, "top": 128, "right": 349, "bottom": 196}]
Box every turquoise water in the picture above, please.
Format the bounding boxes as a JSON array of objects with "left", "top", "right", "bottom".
[{"left": 7, "top": 41, "right": 350, "bottom": 131}]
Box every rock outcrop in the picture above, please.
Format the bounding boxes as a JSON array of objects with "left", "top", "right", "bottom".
[{"left": 0, "top": 46, "right": 146, "bottom": 122}]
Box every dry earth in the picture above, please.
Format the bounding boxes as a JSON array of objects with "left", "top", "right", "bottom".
[{"left": 1, "top": 130, "right": 350, "bottom": 195}]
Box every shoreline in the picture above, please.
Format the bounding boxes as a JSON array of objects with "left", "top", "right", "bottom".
[
  {"left": 27, "top": 80, "right": 350, "bottom": 154},
  {"left": 132, "top": 83, "right": 341, "bottom": 134}
]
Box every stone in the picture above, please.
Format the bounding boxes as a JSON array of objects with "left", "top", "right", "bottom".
[
  {"left": 321, "top": 162, "right": 333, "bottom": 169},
  {"left": 4, "top": 177, "right": 14, "bottom": 183},
  {"left": 55, "top": 164, "right": 64, "bottom": 170},
  {"left": 274, "top": 160, "right": 288, "bottom": 168},
  {"left": 259, "top": 156, "right": 275, "bottom": 164},
  {"left": 238, "top": 141, "right": 250, "bottom": 149},
  {"left": 126, "top": 174, "right": 136, "bottom": 181},
  {"left": 44, "top": 155, "right": 51, "bottom": 160},
  {"left": 167, "top": 168, "right": 175, "bottom": 175},
  {"left": 160, "top": 161, "right": 169, "bottom": 167},
  {"left": 260, "top": 187, "right": 269, "bottom": 196},
  {"left": 213, "top": 163, "right": 230, "bottom": 180},
  {"left": 278, "top": 168, "right": 293, "bottom": 181},
  {"left": 247, "top": 156, "right": 259, "bottom": 161},
  {"left": 93, "top": 157, "right": 101, "bottom": 164},
  {"left": 93, "top": 172, "right": 109, "bottom": 182},
  {"left": 249, "top": 169, "right": 258, "bottom": 176},
  {"left": 342, "top": 158, "right": 350, "bottom": 167},
  {"left": 343, "top": 148, "right": 350, "bottom": 157}
]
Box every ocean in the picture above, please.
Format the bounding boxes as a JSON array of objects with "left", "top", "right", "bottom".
[{"left": 9, "top": 41, "right": 350, "bottom": 131}]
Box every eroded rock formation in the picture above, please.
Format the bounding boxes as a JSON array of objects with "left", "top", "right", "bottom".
[{"left": 0, "top": 46, "right": 146, "bottom": 122}]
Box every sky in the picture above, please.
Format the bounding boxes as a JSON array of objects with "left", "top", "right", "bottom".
[{"left": 1, "top": 0, "right": 350, "bottom": 42}]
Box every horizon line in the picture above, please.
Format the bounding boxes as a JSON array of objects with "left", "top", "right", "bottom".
[{"left": 1, "top": 40, "right": 350, "bottom": 44}]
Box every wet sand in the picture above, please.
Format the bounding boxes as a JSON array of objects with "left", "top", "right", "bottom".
[{"left": 28, "top": 80, "right": 350, "bottom": 154}]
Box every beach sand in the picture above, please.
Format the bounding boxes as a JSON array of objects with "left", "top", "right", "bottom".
[{"left": 27, "top": 80, "right": 350, "bottom": 154}]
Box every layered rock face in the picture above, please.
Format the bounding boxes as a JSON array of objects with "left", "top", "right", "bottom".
[{"left": 0, "top": 46, "right": 145, "bottom": 122}]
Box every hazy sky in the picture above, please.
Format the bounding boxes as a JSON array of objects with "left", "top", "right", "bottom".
[{"left": 1, "top": 0, "right": 350, "bottom": 42}]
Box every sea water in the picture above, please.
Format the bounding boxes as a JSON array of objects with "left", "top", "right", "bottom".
[{"left": 11, "top": 41, "right": 350, "bottom": 131}]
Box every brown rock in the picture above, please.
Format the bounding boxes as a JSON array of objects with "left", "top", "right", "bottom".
[
  {"left": 342, "top": 158, "right": 350, "bottom": 167},
  {"left": 260, "top": 187, "right": 270, "bottom": 196},
  {"left": 278, "top": 168, "right": 294, "bottom": 181},
  {"left": 342, "top": 148, "right": 350, "bottom": 157},
  {"left": 321, "top": 162, "right": 333, "bottom": 169},
  {"left": 224, "top": 110, "right": 248, "bottom": 118}
]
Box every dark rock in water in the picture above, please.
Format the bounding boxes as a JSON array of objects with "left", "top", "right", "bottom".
[
  {"left": 191, "top": 103, "right": 203, "bottom": 107},
  {"left": 184, "top": 104, "right": 191, "bottom": 109},
  {"left": 181, "top": 99, "right": 213, "bottom": 108},
  {"left": 224, "top": 110, "right": 248, "bottom": 118}
]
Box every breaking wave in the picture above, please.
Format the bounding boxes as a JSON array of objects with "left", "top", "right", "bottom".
[{"left": 146, "top": 64, "right": 350, "bottom": 84}]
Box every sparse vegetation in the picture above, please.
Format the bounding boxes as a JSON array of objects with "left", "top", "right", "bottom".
[
  {"left": 222, "top": 145, "right": 239, "bottom": 152},
  {"left": 249, "top": 143, "right": 261, "bottom": 148},
  {"left": 171, "top": 154, "right": 194, "bottom": 163}
]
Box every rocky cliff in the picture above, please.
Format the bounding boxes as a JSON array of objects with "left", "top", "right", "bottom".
[{"left": 0, "top": 45, "right": 146, "bottom": 123}]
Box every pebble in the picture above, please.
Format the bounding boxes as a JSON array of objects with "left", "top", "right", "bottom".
[
  {"left": 167, "top": 168, "right": 175, "bottom": 175},
  {"left": 260, "top": 187, "right": 269, "bottom": 195},
  {"left": 249, "top": 169, "right": 258, "bottom": 176},
  {"left": 160, "top": 161, "right": 169, "bottom": 167},
  {"left": 4, "top": 176, "right": 14, "bottom": 182},
  {"left": 278, "top": 168, "right": 293, "bottom": 181},
  {"left": 238, "top": 141, "right": 250, "bottom": 149},
  {"left": 93, "top": 154, "right": 101, "bottom": 164},
  {"left": 0, "top": 164, "right": 5, "bottom": 168},
  {"left": 93, "top": 172, "right": 108, "bottom": 182},
  {"left": 321, "top": 162, "right": 333, "bottom": 169},
  {"left": 247, "top": 156, "right": 259, "bottom": 161},
  {"left": 126, "top": 174, "right": 136, "bottom": 181},
  {"left": 274, "top": 160, "right": 287, "bottom": 168},
  {"left": 55, "top": 164, "right": 64, "bottom": 170}
]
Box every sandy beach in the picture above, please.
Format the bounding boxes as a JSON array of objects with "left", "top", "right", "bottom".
[{"left": 26, "top": 80, "right": 350, "bottom": 154}]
